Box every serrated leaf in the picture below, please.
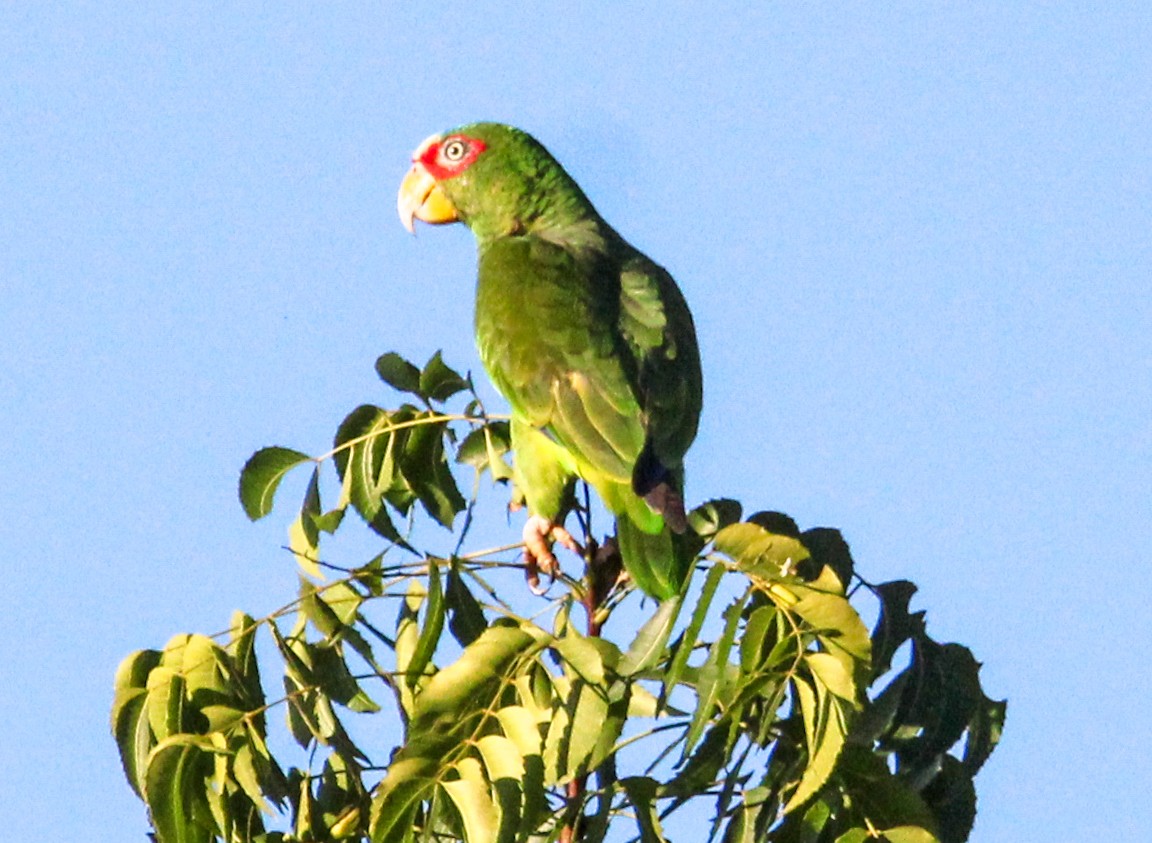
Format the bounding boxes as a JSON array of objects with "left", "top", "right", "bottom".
[
  {"left": 376, "top": 352, "right": 423, "bottom": 394},
  {"left": 370, "top": 772, "right": 434, "bottom": 843},
  {"left": 663, "top": 719, "right": 732, "bottom": 798},
  {"left": 789, "top": 571, "right": 871, "bottom": 668},
  {"left": 400, "top": 414, "right": 466, "bottom": 527},
  {"left": 239, "top": 447, "right": 312, "bottom": 521},
  {"left": 871, "top": 580, "right": 923, "bottom": 680},
  {"left": 784, "top": 679, "right": 849, "bottom": 814},
  {"left": 620, "top": 777, "right": 668, "bottom": 843},
  {"left": 714, "top": 521, "right": 811, "bottom": 578},
  {"left": 456, "top": 422, "right": 514, "bottom": 482},
  {"left": 442, "top": 758, "right": 499, "bottom": 843},
  {"left": 146, "top": 667, "right": 185, "bottom": 742},
  {"left": 145, "top": 736, "right": 217, "bottom": 843},
  {"left": 619, "top": 596, "right": 682, "bottom": 676},
  {"left": 663, "top": 562, "right": 726, "bottom": 709},
  {"left": 738, "top": 604, "right": 777, "bottom": 674},
  {"left": 112, "top": 687, "right": 153, "bottom": 798},
  {"left": 684, "top": 590, "right": 748, "bottom": 757},
  {"left": 687, "top": 498, "right": 743, "bottom": 539},
  {"left": 886, "top": 640, "right": 982, "bottom": 772},
  {"left": 420, "top": 351, "right": 469, "bottom": 403},
  {"left": 406, "top": 562, "right": 445, "bottom": 688},
  {"left": 412, "top": 626, "right": 541, "bottom": 732},
  {"left": 312, "top": 644, "right": 381, "bottom": 713},
  {"left": 806, "top": 652, "right": 858, "bottom": 703},
  {"left": 801, "top": 527, "right": 854, "bottom": 588},
  {"left": 233, "top": 742, "right": 274, "bottom": 815},
  {"left": 963, "top": 694, "right": 1007, "bottom": 776},
  {"left": 553, "top": 634, "right": 607, "bottom": 684}
]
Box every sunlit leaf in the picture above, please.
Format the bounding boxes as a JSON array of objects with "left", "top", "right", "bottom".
[
  {"left": 663, "top": 562, "right": 726, "bottom": 708},
  {"left": 714, "top": 521, "right": 810, "bottom": 578},
  {"left": 412, "top": 626, "right": 542, "bottom": 732},
  {"left": 239, "top": 447, "right": 312, "bottom": 521},
  {"left": 145, "top": 736, "right": 218, "bottom": 843},
  {"left": 783, "top": 679, "right": 849, "bottom": 814},
  {"left": 684, "top": 589, "right": 748, "bottom": 756},
  {"left": 619, "top": 596, "right": 682, "bottom": 676},
  {"left": 806, "top": 652, "right": 858, "bottom": 703},
  {"left": 442, "top": 757, "right": 499, "bottom": 843},
  {"left": 406, "top": 561, "right": 445, "bottom": 688}
]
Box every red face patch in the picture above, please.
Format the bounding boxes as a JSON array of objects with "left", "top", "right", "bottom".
[{"left": 417, "top": 134, "right": 487, "bottom": 181}]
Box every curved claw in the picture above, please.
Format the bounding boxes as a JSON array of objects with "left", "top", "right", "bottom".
[{"left": 522, "top": 515, "right": 584, "bottom": 594}]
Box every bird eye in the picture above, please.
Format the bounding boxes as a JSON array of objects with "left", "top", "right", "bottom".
[{"left": 441, "top": 139, "right": 468, "bottom": 162}]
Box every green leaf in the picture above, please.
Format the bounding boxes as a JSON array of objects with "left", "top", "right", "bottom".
[
  {"left": 376, "top": 352, "right": 423, "bottom": 394},
  {"left": 233, "top": 742, "right": 274, "bottom": 815},
  {"left": 288, "top": 513, "right": 324, "bottom": 579},
  {"left": 446, "top": 564, "right": 488, "bottom": 647},
  {"left": 145, "top": 736, "right": 217, "bottom": 843},
  {"left": 663, "top": 562, "right": 726, "bottom": 709},
  {"left": 112, "top": 649, "right": 163, "bottom": 796},
  {"left": 312, "top": 644, "right": 381, "bottom": 713},
  {"left": 713, "top": 521, "right": 810, "bottom": 578},
  {"left": 789, "top": 570, "right": 871, "bottom": 668},
  {"left": 963, "top": 694, "right": 1007, "bottom": 776},
  {"left": 784, "top": 679, "right": 849, "bottom": 814},
  {"left": 664, "top": 718, "right": 733, "bottom": 798},
  {"left": 370, "top": 772, "right": 434, "bottom": 843},
  {"left": 921, "top": 755, "right": 974, "bottom": 843},
  {"left": 400, "top": 414, "right": 466, "bottom": 527},
  {"left": 442, "top": 757, "right": 499, "bottom": 843},
  {"left": 553, "top": 633, "right": 611, "bottom": 685},
  {"left": 476, "top": 734, "right": 525, "bottom": 783},
  {"left": 806, "top": 652, "right": 858, "bottom": 702},
  {"left": 112, "top": 687, "right": 153, "bottom": 798},
  {"left": 420, "top": 351, "right": 469, "bottom": 403},
  {"left": 687, "top": 498, "right": 742, "bottom": 539},
  {"left": 885, "top": 640, "right": 983, "bottom": 772},
  {"left": 456, "top": 422, "right": 513, "bottom": 481},
  {"left": 146, "top": 667, "right": 185, "bottom": 741},
  {"left": 411, "top": 626, "right": 542, "bottom": 732},
  {"left": 880, "top": 827, "right": 940, "bottom": 843},
  {"left": 684, "top": 589, "right": 749, "bottom": 756},
  {"left": 871, "top": 580, "right": 923, "bottom": 680},
  {"left": 619, "top": 596, "right": 682, "bottom": 676},
  {"left": 620, "top": 777, "right": 668, "bottom": 843},
  {"left": 738, "top": 604, "right": 777, "bottom": 674},
  {"left": 801, "top": 527, "right": 855, "bottom": 588},
  {"left": 406, "top": 562, "right": 446, "bottom": 688},
  {"left": 239, "top": 447, "right": 312, "bottom": 521}
]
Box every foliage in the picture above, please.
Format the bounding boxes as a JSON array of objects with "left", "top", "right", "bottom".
[{"left": 113, "top": 351, "right": 1005, "bottom": 843}]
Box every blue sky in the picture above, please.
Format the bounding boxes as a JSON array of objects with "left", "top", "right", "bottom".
[{"left": 2, "top": 4, "right": 1149, "bottom": 840}]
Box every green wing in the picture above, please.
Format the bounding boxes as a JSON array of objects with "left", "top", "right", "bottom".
[{"left": 475, "top": 233, "right": 701, "bottom": 597}]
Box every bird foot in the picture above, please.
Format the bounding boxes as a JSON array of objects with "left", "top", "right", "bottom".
[{"left": 523, "top": 515, "right": 583, "bottom": 594}]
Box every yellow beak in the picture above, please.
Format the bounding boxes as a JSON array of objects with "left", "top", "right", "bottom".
[{"left": 397, "top": 163, "right": 459, "bottom": 233}]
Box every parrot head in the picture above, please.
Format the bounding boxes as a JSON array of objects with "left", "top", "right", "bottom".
[{"left": 397, "top": 122, "right": 596, "bottom": 241}]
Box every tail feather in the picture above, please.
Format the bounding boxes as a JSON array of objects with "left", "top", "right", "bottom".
[{"left": 616, "top": 515, "right": 693, "bottom": 600}]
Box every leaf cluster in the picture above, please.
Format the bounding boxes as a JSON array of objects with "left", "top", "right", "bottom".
[{"left": 113, "top": 352, "right": 1005, "bottom": 843}]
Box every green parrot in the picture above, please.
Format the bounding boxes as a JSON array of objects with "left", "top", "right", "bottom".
[{"left": 397, "top": 122, "right": 702, "bottom": 600}]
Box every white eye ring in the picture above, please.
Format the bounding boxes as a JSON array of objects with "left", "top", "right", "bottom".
[{"left": 442, "top": 139, "right": 468, "bottom": 162}]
